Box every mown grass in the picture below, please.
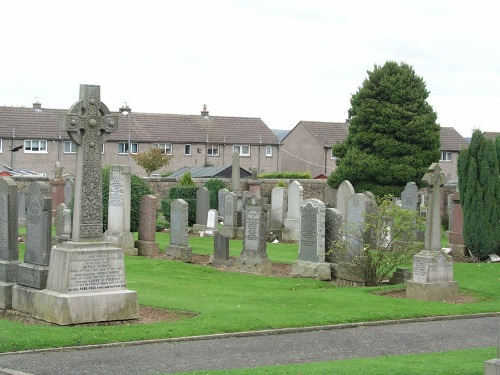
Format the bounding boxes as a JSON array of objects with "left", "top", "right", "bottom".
[
  {"left": 174, "top": 347, "right": 497, "bottom": 375},
  {"left": 2, "top": 230, "right": 499, "bottom": 354}
]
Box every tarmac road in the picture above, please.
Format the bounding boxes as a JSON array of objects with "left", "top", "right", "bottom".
[{"left": 1, "top": 314, "right": 498, "bottom": 375}]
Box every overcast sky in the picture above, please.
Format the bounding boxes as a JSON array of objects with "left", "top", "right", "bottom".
[{"left": 1, "top": 0, "right": 498, "bottom": 138}]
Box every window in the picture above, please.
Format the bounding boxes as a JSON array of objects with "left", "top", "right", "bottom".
[
  {"left": 184, "top": 144, "right": 192, "bottom": 155},
  {"left": 233, "top": 145, "right": 250, "bottom": 156},
  {"left": 207, "top": 144, "right": 219, "bottom": 156},
  {"left": 155, "top": 143, "right": 172, "bottom": 155},
  {"left": 24, "top": 140, "right": 47, "bottom": 153},
  {"left": 118, "top": 142, "right": 138, "bottom": 154},
  {"left": 265, "top": 145, "right": 272, "bottom": 157},
  {"left": 64, "top": 141, "right": 76, "bottom": 153},
  {"left": 440, "top": 152, "right": 452, "bottom": 162}
]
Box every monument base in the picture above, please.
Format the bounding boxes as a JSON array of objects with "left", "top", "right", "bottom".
[
  {"left": 17, "top": 263, "right": 49, "bottom": 289},
  {"left": 209, "top": 255, "right": 235, "bottom": 268},
  {"left": 235, "top": 253, "right": 272, "bottom": 275},
  {"left": 219, "top": 226, "right": 244, "bottom": 239},
  {"left": 450, "top": 243, "right": 467, "bottom": 257},
  {"left": 135, "top": 240, "right": 159, "bottom": 257},
  {"left": 292, "top": 260, "right": 331, "bottom": 280},
  {"left": 31, "top": 289, "right": 139, "bottom": 325},
  {"left": 0, "top": 282, "right": 15, "bottom": 309},
  {"left": 104, "top": 230, "right": 138, "bottom": 256},
  {"left": 336, "top": 264, "right": 366, "bottom": 286},
  {"left": 165, "top": 245, "right": 192, "bottom": 262},
  {"left": 406, "top": 280, "right": 459, "bottom": 301},
  {"left": 12, "top": 284, "right": 41, "bottom": 314},
  {"left": 484, "top": 358, "right": 500, "bottom": 375}
]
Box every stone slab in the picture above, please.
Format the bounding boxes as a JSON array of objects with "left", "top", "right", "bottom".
[
  {"left": 135, "top": 240, "right": 159, "bottom": 257},
  {"left": 17, "top": 263, "right": 49, "bottom": 289},
  {"left": 0, "top": 260, "right": 19, "bottom": 283},
  {"left": 235, "top": 255, "right": 272, "bottom": 275},
  {"left": 104, "top": 231, "right": 137, "bottom": 256},
  {"left": 484, "top": 359, "right": 500, "bottom": 375},
  {"left": 406, "top": 280, "right": 459, "bottom": 301},
  {"left": 0, "top": 282, "right": 15, "bottom": 309},
  {"left": 11, "top": 284, "right": 37, "bottom": 314},
  {"left": 165, "top": 245, "right": 192, "bottom": 263},
  {"left": 292, "top": 260, "right": 331, "bottom": 280}
]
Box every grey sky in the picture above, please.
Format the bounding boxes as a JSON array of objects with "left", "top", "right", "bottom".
[{"left": 1, "top": 0, "right": 498, "bottom": 138}]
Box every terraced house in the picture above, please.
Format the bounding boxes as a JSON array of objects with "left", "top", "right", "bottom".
[{"left": 0, "top": 103, "right": 281, "bottom": 178}]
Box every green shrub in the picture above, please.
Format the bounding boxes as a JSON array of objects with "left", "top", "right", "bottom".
[
  {"left": 102, "top": 167, "right": 153, "bottom": 232},
  {"left": 180, "top": 171, "right": 195, "bottom": 186},
  {"left": 258, "top": 172, "right": 312, "bottom": 179},
  {"left": 162, "top": 186, "right": 198, "bottom": 226},
  {"left": 204, "top": 178, "right": 227, "bottom": 209},
  {"left": 276, "top": 180, "right": 286, "bottom": 188}
]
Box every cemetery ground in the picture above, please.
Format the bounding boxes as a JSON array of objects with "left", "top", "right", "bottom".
[{"left": 1, "top": 228, "right": 499, "bottom": 356}]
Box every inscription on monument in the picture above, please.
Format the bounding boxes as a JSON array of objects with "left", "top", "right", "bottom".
[
  {"left": 109, "top": 168, "right": 124, "bottom": 208},
  {"left": 0, "top": 193, "right": 8, "bottom": 253},
  {"left": 301, "top": 205, "right": 318, "bottom": 249},
  {"left": 244, "top": 208, "right": 260, "bottom": 251},
  {"left": 412, "top": 258, "right": 428, "bottom": 282}
]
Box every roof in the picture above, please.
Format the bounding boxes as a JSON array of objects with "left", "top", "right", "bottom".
[
  {"left": 282, "top": 121, "right": 349, "bottom": 147},
  {"left": 440, "top": 127, "right": 469, "bottom": 151},
  {"left": 484, "top": 131, "right": 500, "bottom": 140},
  {"left": 0, "top": 105, "right": 280, "bottom": 145},
  {"left": 168, "top": 165, "right": 251, "bottom": 180}
]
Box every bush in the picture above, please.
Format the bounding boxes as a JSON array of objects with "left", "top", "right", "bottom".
[
  {"left": 162, "top": 186, "right": 198, "bottom": 226},
  {"left": 102, "top": 167, "right": 153, "bottom": 232},
  {"left": 180, "top": 171, "right": 195, "bottom": 186},
  {"left": 258, "top": 172, "right": 312, "bottom": 179},
  {"left": 204, "top": 178, "right": 227, "bottom": 209}
]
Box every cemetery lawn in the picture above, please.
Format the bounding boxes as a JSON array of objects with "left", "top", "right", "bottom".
[
  {"left": 2, "top": 233, "right": 499, "bottom": 353},
  {"left": 172, "top": 347, "right": 497, "bottom": 374}
]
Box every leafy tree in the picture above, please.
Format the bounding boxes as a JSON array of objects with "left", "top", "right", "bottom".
[
  {"left": 331, "top": 196, "right": 423, "bottom": 286},
  {"left": 457, "top": 130, "right": 500, "bottom": 260},
  {"left": 328, "top": 61, "right": 440, "bottom": 197},
  {"left": 131, "top": 147, "right": 171, "bottom": 177}
]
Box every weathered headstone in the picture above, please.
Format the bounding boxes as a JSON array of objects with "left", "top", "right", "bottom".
[
  {"left": 235, "top": 198, "right": 272, "bottom": 274},
  {"left": 55, "top": 203, "right": 72, "bottom": 243},
  {"left": 220, "top": 192, "right": 243, "bottom": 239},
  {"left": 406, "top": 163, "right": 458, "bottom": 301},
  {"left": 206, "top": 209, "right": 218, "bottom": 230},
  {"left": 231, "top": 151, "right": 241, "bottom": 191},
  {"left": 218, "top": 188, "right": 229, "bottom": 219},
  {"left": 389, "top": 268, "right": 411, "bottom": 285},
  {"left": 64, "top": 179, "right": 74, "bottom": 207},
  {"left": 323, "top": 186, "right": 336, "bottom": 208},
  {"left": 448, "top": 192, "right": 466, "bottom": 256},
  {"left": 292, "top": 199, "right": 331, "bottom": 280},
  {"left": 29, "top": 84, "right": 138, "bottom": 325},
  {"left": 104, "top": 165, "right": 137, "bottom": 255},
  {"left": 210, "top": 232, "right": 233, "bottom": 267},
  {"left": 13, "top": 181, "right": 52, "bottom": 313},
  {"left": 336, "top": 180, "right": 355, "bottom": 227},
  {"left": 165, "top": 199, "right": 192, "bottom": 262},
  {"left": 135, "top": 195, "right": 159, "bottom": 256},
  {"left": 401, "top": 181, "right": 424, "bottom": 241},
  {"left": 270, "top": 186, "right": 286, "bottom": 230},
  {"left": 193, "top": 187, "right": 210, "bottom": 233},
  {"left": 0, "top": 177, "right": 19, "bottom": 309},
  {"left": 282, "top": 180, "right": 303, "bottom": 241},
  {"left": 17, "top": 191, "right": 26, "bottom": 226},
  {"left": 346, "top": 193, "right": 374, "bottom": 254},
  {"left": 325, "top": 207, "right": 342, "bottom": 264}
]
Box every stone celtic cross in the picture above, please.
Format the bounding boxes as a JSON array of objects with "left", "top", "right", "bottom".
[
  {"left": 422, "top": 163, "right": 446, "bottom": 252},
  {"left": 64, "top": 85, "right": 118, "bottom": 241}
]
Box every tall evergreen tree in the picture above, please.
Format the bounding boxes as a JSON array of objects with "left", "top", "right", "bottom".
[
  {"left": 328, "top": 61, "right": 440, "bottom": 197},
  {"left": 457, "top": 130, "right": 500, "bottom": 259}
]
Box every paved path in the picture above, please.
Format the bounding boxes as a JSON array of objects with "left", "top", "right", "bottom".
[{"left": 1, "top": 315, "right": 498, "bottom": 375}]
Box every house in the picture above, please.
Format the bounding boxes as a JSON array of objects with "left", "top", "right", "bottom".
[
  {"left": 484, "top": 131, "right": 500, "bottom": 141},
  {"left": 0, "top": 103, "right": 280, "bottom": 178},
  {"left": 166, "top": 165, "right": 252, "bottom": 180},
  {"left": 280, "top": 121, "right": 468, "bottom": 183}
]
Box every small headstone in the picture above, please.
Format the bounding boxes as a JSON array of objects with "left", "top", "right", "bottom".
[
  {"left": 193, "top": 187, "right": 210, "bottom": 233},
  {"left": 323, "top": 186, "right": 336, "bottom": 208},
  {"left": 206, "top": 209, "right": 218, "bottom": 230},
  {"left": 55, "top": 203, "right": 72, "bottom": 243},
  {"left": 218, "top": 188, "right": 229, "bottom": 219},
  {"left": 336, "top": 180, "right": 355, "bottom": 226},
  {"left": 401, "top": 182, "right": 419, "bottom": 211},
  {"left": 135, "top": 195, "right": 159, "bottom": 256},
  {"left": 389, "top": 268, "right": 411, "bottom": 285},
  {"left": 282, "top": 180, "right": 303, "bottom": 241},
  {"left": 211, "top": 232, "right": 233, "bottom": 267},
  {"left": 0, "top": 177, "right": 19, "bottom": 309},
  {"left": 270, "top": 186, "right": 286, "bottom": 229},
  {"left": 292, "top": 199, "right": 331, "bottom": 280},
  {"left": 165, "top": 199, "right": 192, "bottom": 262}
]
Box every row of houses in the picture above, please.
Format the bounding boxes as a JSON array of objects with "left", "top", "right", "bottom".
[{"left": 0, "top": 102, "right": 476, "bottom": 182}]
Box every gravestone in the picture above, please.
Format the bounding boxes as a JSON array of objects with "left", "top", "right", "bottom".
[
  {"left": 0, "top": 177, "right": 19, "bottom": 309},
  {"left": 210, "top": 232, "right": 233, "bottom": 267},
  {"left": 247, "top": 166, "right": 261, "bottom": 196},
  {"left": 165, "top": 199, "right": 192, "bottom": 262},
  {"left": 17, "top": 191, "right": 27, "bottom": 226},
  {"left": 218, "top": 188, "right": 229, "bottom": 220},
  {"left": 13, "top": 181, "right": 52, "bottom": 313},
  {"left": 323, "top": 186, "right": 336, "bottom": 208},
  {"left": 104, "top": 165, "right": 137, "bottom": 255},
  {"left": 64, "top": 179, "right": 74, "bottom": 207},
  {"left": 231, "top": 151, "right": 241, "bottom": 191},
  {"left": 270, "top": 186, "right": 286, "bottom": 230},
  {"left": 484, "top": 327, "right": 500, "bottom": 374},
  {"left": 389, "top": 268, "right": 411, "bottom": 285},
  {"left": 235, "top": 198, "right": 272, "bottom": 274},
  {"left": 55, "top": 203, "right": 72, "bottom": 243},
  {"left": 292, "top": 199, "right": 331, "bottom": 280},
  {"left": 401, "top": 181, "right": 424, "bottom": 241},
  {"left": 325, "top": 207, "right": 342, "bottom": 264},
  {"left": 406, "top": 163, "right": 458, "bottom": 301},
  {"left": 30, "top": 84, "right": 138, "bottom": 325},
  {"left": 336, "top": 180, "right": 355, "bottom": 228},
  {"left": 282, "top": 180, "right": 303, "bottom": 242},
  {"left": 220, "top": 192, "right": 243, "bottom": 239},
  {"left": 193, "top": 187, "right": 210, "bottom": 233},
  {"left": 206, "top": 209, "right": 218, "bottom": 231},
  {"left": 135, "top": 195, "right": 159, "bottom": 256},
  {"left": 448, "top": 192, "right": 466, "bottom": 256},
  {"left": 50, "top": 163, "right": 66, "bottom": 221}
]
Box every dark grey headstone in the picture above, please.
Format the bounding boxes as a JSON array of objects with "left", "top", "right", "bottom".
[
  {"left": 196, "top": 187, "right": 210, "bottom": 225},
  {"left": 401, "top": 182, "right": 419, "bottom": 211},
  {"left": 298, "top": 199, "right": 326, "bottom": 263},
  {"left": 213, "top": 232, "right": 230, "bottom": 261},
  {"left": 218, "top": 188, "right": 229, "bottom": 219},
  {"left": 170, "top": 199, "right": 189, "bottom": 247}
]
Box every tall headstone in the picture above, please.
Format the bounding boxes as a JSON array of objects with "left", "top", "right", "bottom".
[
  {"left": 135, "top": 195, "right": 159, "bottom": 256},
  {"left": 231, "top": 151, "right": 241, "bottom": 191},
  {"left": 13, "top": 181, "right": 52, "bottom": 313},
  {"left": 336, "top": 180, "right": 355, "bottom": 227},
  {"left": 17, "top": 191, "right": 26, "bottom": 226},
  {"left": 0, "top": 177, "right": 19, "bottom": 309},
  {"left": 282, "top": 180, "right": 303, "bottom": 241},
  {"left": 55, "top": 203, "right": 72, "bottom": 243},
  {"left": 50, "top": 163, "right": 66, "bottom": 221},
  {"left": 325, "top": 207, "right": 342, "bottom": 263},
  {"left": 235, "top": 198, "right": 272, "bottom": 274},
  {"left": 218, "top": 188, "right": 229, "bottom": 219},
  {"left": 220, "top": 192, "right": 243, "bottom": 239},
  {"left": 406, "top": 163, "right": 458, "bottom": 301},
  {"left": 193, "top": 187, "right": 210, "bottom": 233},
  {"left": 270, "top": 186, "right": 286, "bottom": 230},
  {"left": 104, "top": 165, "right": 137, "bottom": 255},
  {"left": 30, "top": 84, "right": 138, "bottom": 325},
  {"left": 292, "top": 199, "right": 331, "bottom": 280},
  {"left": 165, "top": 199, "right": 192, "bottom": 262},
  {"left": 64, "top": 179, "right": 74, "bottom": 207},
  {"left": 448, "top": 192, "right": 466, "bottom": 256},
  {"left": 401, "top": 181, "right": 424, "bottom": 241}
]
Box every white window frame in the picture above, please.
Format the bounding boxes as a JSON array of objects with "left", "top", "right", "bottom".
[
  {"left": 0, "top": 139, "right": 2, "bottom": 153},
  {"left": 118, "top": 142, "right": 138, "bottom": 154},
  {"left": 233, "top": 145, "right": 250, "bottom": 156},
  {"left": 265, "top": 145, "right": 272, "bottom": 157},
  {"left": 63, "top": 141, "right": 77, "bottom": 154},
  {"left": 207, "top": 144, "right": 219, "bottom": 156},
  {"left": 24, "top": 140, "right": 47, "bottom": 153},
  {"left": 155, "top": 143, "right": 172, "bottom": 155},
  {"left": 184, "top": 144, "right": 192, "bottom": 155},
  {"left": 440, "top": 151, "right": 452, "bottom": 162}
]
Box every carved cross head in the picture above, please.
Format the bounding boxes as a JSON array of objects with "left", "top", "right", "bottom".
[{"left": 422, "top": 163, "right": 446, "bottom": 188}]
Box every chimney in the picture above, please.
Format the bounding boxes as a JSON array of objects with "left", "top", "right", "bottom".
[
  {"left": 33, "top": 101, "right": 42, "bottom": 111},
  {"left": 201, "top": 104, "right": 209, "bottom": 119}
]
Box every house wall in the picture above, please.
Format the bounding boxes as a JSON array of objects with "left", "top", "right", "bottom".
[
  {"left": 438, "top": 151, "right": 460, "bottom": 183},
  {"left": 280, "top": 125, "right": 336, "bottom": 177}
]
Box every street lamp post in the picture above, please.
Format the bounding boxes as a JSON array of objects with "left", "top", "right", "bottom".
[{"left": 119, "top": 104, "right": 132, "bottom": 165}]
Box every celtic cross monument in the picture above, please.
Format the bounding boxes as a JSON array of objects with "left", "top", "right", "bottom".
[{"left": 406, "top": 163, "right": 458, "bottom": 301}]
